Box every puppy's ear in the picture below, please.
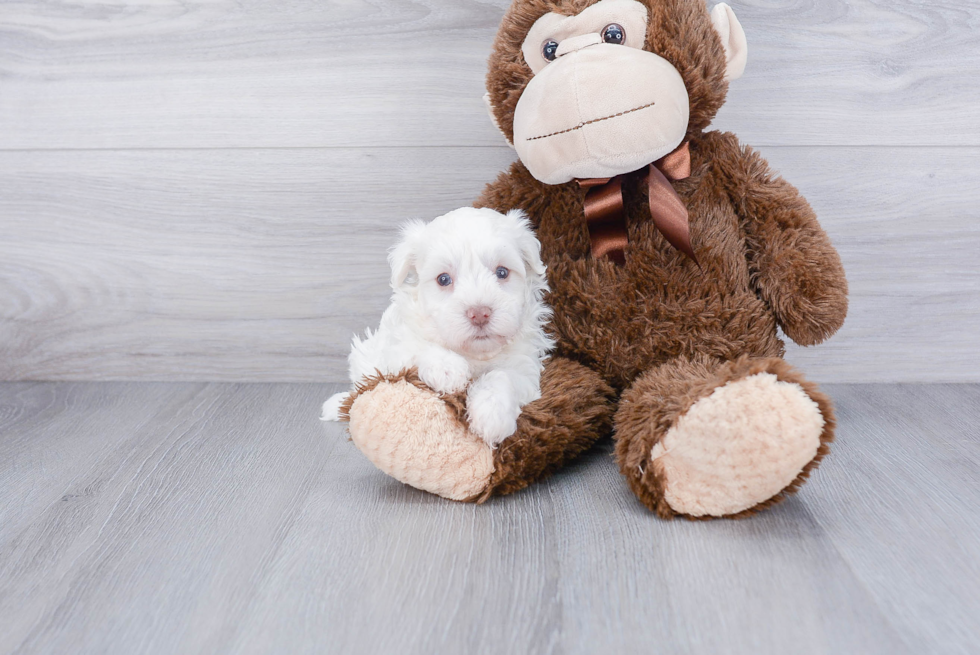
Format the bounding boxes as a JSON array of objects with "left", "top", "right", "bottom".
[
  {"left": 503, "top": 209, "right": 546, "bottom": 279},
  {"left": 388, "top": 219, "right": 426, "bottom": 291}
]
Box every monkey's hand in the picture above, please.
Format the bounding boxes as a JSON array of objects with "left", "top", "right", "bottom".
[{"left": 724, "top": 135, "right": 849, "bottom": 346}]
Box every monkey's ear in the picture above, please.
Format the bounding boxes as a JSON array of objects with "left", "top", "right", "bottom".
[
  {"left": 388, "top": 219, "right": 426, "bottom": 291},
  {"left": 483, "top": 92, "right": 515, "bottom": 149},
  {"left": 710, "top": 3, "right": 748, "bottom": 82}
]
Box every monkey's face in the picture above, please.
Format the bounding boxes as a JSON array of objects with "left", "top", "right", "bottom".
[
  {"left": 486, "top": 0, "right": 747, "bottom": 185},
  {"left": 515, "top": 0, "right": 687, "bottom": 184}
]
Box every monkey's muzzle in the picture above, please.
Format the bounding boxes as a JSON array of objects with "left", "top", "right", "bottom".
[{"left": 513, "top": 43, "right": 690, "bottom": 185}]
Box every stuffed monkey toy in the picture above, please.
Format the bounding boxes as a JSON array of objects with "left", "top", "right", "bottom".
[{"left": 341, "top": 0, "right": 847, "bottom": 518}]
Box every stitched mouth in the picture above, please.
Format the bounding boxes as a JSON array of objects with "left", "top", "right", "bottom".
[{"left": 526, "top": 101, "right": 656, "bottom": 142}]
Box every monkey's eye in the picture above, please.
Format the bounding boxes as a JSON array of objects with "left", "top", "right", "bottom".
[
  {"left": 437, "top": 273, "right": 452, "bottom": 287},
  {"left": 542, "top": 40, "right": 559, "bottom": 61},
  {"left": 496, "top": 266, "right": 509, "bottom": 280},
  {"left": 601, "top": 24, "right": 625, "bottom": 45}
]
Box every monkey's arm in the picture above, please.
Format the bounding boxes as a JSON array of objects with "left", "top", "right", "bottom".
[{"left": 718, "top": 134, "right": 848, "bottom": 346}]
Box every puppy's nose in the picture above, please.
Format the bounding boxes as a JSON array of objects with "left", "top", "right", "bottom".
[{"left": 466, "top": 306, "right": 493, "bottom": 328}]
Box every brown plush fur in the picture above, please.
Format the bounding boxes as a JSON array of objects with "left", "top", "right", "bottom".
[
  {"left": 477, "top": 133, "right": 847, "bottom": 390},
  {"left": 473, "top": 0, "right": 848, "bottom": 515},
  {"left": 478, "top": 356, "right": 617, "bottom": 501}
]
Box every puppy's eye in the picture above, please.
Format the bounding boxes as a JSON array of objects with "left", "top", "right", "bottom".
[
  {"left": 437, "top": 273, "right": 452, "bottom": 287},
  {"left": 601, "top": 24, "right": 625, "bottom": 45},
  {"left": 542, "top": 39, "right": 559, "bottom": 61},
  {"left": 495, "top": 266, "right": 509, "bottom": 280}
]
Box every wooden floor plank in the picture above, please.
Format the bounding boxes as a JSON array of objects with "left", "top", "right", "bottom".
[
  {"left": 805, "top": 384, "right": 980, "bottom": 655},
  {"left": 0, "top": 0, "right": 977, "bottom": 149},
  {"left": 1, "top": 382, "right": 977, "bottom": 654},
  {"left": 545, "top": 448, "right": 913, "bottom": 655},
  {"left": 0, "top": 382, "right": 205, "bottom": 541},
  {"left": 0, "top": 383, "right": 339, "bottom": 654},
  {"left": 1, "top": 146, "right": 977, "bottom": 382},
  {"left": 226, "top": 462, "right": 564, "bottom": 655}
]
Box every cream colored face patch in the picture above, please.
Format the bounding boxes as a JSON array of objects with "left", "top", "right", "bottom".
[
  {"left": 513, "top": 45, "right": 689, "bottom": 184},
  {"left": 512, "top": 0, "right": 690, "bottom": 184},
  {"left": 498, "top": 0, "right": 750, "bottom": 183}
]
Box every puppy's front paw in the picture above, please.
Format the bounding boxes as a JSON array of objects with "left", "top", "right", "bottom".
[
  {"left": 418, "top": 352, "right": 471, "bottom": 394},
  {"left": 467, "top": 372, "right": 520, "bottom": 447}
]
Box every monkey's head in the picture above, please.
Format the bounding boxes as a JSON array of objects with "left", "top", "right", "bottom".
[{"left": 485, "top": 0, "right": 747, "bottom": 184}]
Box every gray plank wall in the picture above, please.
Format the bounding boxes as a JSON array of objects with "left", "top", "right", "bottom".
[{"left": 1, "top": 0, "right": 978, "bottom": 382}]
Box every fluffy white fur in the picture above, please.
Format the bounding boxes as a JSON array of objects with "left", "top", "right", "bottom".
[{"left": 321, "top": 207, "right": 554, "bottom": 446}]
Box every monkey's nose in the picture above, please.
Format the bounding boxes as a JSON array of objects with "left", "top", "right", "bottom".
[
  {"left": 466, "top": 306, "right": 493, "bottom": 328},
  {"left": 556, "top": 32, "right": 602, "bottom": 58}
]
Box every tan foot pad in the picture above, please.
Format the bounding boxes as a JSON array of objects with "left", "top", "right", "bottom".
[
  {"left": 651, "top": 373, "right": 824, "bottom": 517},
  {"left": 347, "top": 379, "right": 494, "bottom": 501}
]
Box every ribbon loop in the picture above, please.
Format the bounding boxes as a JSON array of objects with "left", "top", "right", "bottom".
[
  {"left": 578, "top": 176, "right": 627, "bottom": 265},
  {"left": 577, "top": 141, "right": 697, "bottom": 267},
  {"left": 644, "top": 164, "right": 698, "bottom": 265},
  {"left": 656, "top": 141, "right": 691, "bottom": 181}
]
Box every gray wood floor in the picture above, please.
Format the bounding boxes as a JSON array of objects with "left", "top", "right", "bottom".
[{"left": 1, "top": 382, "right": 978, "bottom": 654}]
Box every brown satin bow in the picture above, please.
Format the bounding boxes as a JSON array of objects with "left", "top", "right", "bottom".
[{"left": 577, "top": 141, "right": 698, "bottom": 267}]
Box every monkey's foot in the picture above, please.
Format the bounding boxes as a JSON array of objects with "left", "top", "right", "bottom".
[
  {"left": 342, "top": 359, "right": 616, "bottom": 502},
  {"left": 615, "top": 356, "right": 835, "bottom": 518},
  {"left": 343, "top": 371, "right": 493, "bottom": 501}
]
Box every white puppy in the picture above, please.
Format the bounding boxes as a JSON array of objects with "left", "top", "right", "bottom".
[{"left": 321, "top": 207, "right": 553, "bottom": 446}]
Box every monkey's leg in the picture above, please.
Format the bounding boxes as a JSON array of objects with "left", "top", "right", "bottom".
[
  {"left": 342, "top": 357, "right": 615, "bottom": 502},
  {"left": 614, "top": 355, "right": 835, "bottom": 519}
]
